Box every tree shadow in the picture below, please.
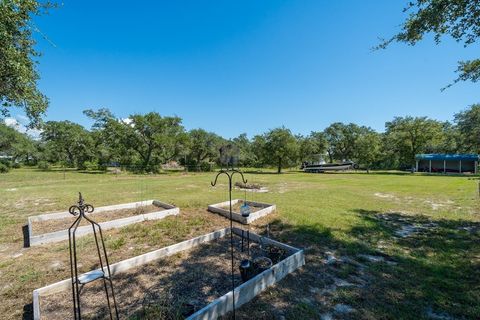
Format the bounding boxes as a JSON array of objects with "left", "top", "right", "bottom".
[{"left": 232, "top": 214, "right": 479, "bottom": 319}]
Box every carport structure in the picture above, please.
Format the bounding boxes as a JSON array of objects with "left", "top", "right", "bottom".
[{"left": 415, "top": 154, "right": 479, "bottom": 174}]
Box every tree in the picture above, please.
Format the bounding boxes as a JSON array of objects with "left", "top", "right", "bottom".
[
  {"left": 1, "top": 1, "right": 54, "bottom": 126},
  {"left": 354, "top": 129, "right": 383, "bottom": 172},
  {"left": 261, "top": 127, "right": 298, "bottom": 173},
  {"left": 323, "top": 123, "right": 362, "bottom": 162},
  {"left": 1, "top": 122, "right": 39, "bottom": 164},
  {"left": 187, "top": 129, "right": 224, "bottom": 170},
  {"left": 232, "top": 133, "right": 255, "bottom": 167},
  {"left": 83, "top": 108, "right": 127, "bottom": 167},
  {"left": 41, "top": 120, "right": 94, "bottom": 167},
  {"left": 379, "top": 0, "right": 480, "bottom": 87},
  {"left": 251, "top": 134, "right": 267, "bottom": 167},
  {"left": 454, "top": 104, "right": 480, "bottom": 153},
  {"left": 298, "top": 131, "right": 327, "bottom": 163},
  {"left": 118, "top": 113, "right": 188, "bottom": 172},
  {"left": 385, "top": 116, "right": 444, "bottom": 167}
]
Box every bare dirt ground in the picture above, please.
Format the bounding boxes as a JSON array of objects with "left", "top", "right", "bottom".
[{"left": 31, "top": 205, "right": 164, "bottom": 234}]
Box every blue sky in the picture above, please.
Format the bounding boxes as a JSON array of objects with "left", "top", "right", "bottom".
[{"left": 23, "top": 0, "right": 479, "bottom": 138}]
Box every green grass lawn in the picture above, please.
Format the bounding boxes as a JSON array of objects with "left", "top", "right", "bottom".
[{"left": 0, "top": 168, "right": 479, "bottom": 319}]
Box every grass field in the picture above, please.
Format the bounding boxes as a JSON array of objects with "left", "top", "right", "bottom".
[{"left": 0, "top": 168, "right": 479, "bottom": 319}]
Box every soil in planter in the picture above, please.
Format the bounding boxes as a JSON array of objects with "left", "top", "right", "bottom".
[
  {"left": 39, "top": 234, "right": 289, "bottom": 320},
  {"left": 220, "top": 201, "right": 263, "bottom": 214},
  {"left": 32, "top": 205, "right": 165, "bottom": 235}
]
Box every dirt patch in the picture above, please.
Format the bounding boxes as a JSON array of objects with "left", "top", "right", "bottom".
[
  {"left": 374, "top": 192, "right": 396, "bottom": 199},
  {"left": 31, "top": 205, "right": 165, "bottom": 235},
  {"left": 39, "top": 234, "right": 289, "bottom": 319},
  {"left": 375, "top": 213, "right": 438, "bottom": 238}
]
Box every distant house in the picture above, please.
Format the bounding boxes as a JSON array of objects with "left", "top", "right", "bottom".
[{"left": 415, "top": 154, "right": 479, "bottom": 174}]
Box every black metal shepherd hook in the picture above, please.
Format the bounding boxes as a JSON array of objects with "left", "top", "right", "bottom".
[
  {"left": 211, "top": 166, "right": 247, "bottom": 319},
  {"left": 68, "top": 193, "right": 119, "bottom": 320}
]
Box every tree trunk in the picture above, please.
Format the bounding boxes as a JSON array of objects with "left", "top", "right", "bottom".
[
  {"left": 277, "top": 158, "right": 282, "bottom": 174},
  {"left": 327, "top": 151, "right": 333, "bottom": 163},
  {"left": 142, "top": 149, "right": 152, "bottom": 171}
]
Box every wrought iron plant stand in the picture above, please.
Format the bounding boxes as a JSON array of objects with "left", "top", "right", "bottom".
[
  {"left": 211, "top": 163, "right": 248, "bottom": 319},
  {"left": 68, "top": 193, "right": 119, "bottom": 320}
]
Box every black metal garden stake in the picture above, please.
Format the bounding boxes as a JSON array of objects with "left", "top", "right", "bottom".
[
  {"left": 211, "top": 163, "right": 247, "bottom": 319},
  {"left": 68, "top": 193, "right": 119, "bottom": 320}
]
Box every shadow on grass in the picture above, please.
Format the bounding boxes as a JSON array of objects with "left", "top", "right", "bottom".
[{"left": 234, "top": 214, "right": 479, "bottom": 319}]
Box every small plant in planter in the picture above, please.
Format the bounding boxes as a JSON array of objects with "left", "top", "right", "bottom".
[{"left": 261, "top": 244, "right": 287, "bottom": 264}]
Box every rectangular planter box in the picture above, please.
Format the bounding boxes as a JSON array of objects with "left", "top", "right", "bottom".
[
  {"left": 27, "top": 200, "right": 179, "bottom": 246},
  {"left": 208, "top": 199, "right": 276, "bottom": 224},
  {"left": 32, "top": 227, "right": 304, "bottom": 320}
]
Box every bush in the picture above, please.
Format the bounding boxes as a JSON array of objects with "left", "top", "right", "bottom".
[
  {"left": 11, "top": 162, "right": 21, "bottom": 169},
  {"left": 0, "top": 163, "right": 9, "bottom": 173},
  {"left": 82, "top": 160, "right": 99, "bottom": 171},
  {"left": 37, "top": 161, "right": 51, "bottom": 171},
  {"left": 199, "top": 161, "right": 213, "bottom": 172}
]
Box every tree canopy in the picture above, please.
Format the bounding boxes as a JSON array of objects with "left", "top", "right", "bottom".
[
  {"left": 385, "top": 116, "right": 444, "bottom": 166},
  {"left": 379, "top": 0, "right": 480, "bottom": 87},
  {"left": 454, "top": 104, "right": 480, "bottom": 153},
  {"left": 1, "top": 105, "right": 478, "bottom": 173},
  {"left": 0, "top": 0, "right": 53, "bottom": 127},
  {"left": 258, "top": 127, "right": 298, "bottom": 173}
]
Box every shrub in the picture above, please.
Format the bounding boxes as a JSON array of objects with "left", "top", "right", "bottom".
[
  {"left": 0, "top": 163, "right": 9, "bottom": 173},
  {"left": 37, "top": 161, "right": 51, "bottom": 171},
  {"left": 199, "top": 161, "right": 213, "bottom": 172},
  {"left": 82, "top": 160, "right": 98, "bottom": 171},
  {"left": 11, "top": 162, "right": 21, "bottom": 169}
]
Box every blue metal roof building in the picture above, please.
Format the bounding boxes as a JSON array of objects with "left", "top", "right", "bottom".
[{"left": 415, "top": 154, "right": 479, "bottom": 174}]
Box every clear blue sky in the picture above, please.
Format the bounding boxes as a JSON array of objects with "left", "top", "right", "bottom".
[{"left": 28, "top": 0, "right": 479, "bottom": 138}]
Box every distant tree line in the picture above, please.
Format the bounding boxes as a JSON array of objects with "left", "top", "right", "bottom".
[{"left": 1, "top": 105, "right": 479, "bottom": 174}]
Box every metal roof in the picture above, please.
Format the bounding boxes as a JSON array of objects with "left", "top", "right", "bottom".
[{"left": 415, "top": 154, "right": 479, "bottom": 161}]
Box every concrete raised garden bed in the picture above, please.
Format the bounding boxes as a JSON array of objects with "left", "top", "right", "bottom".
[
  {"left": 32, "top": 227, "right": 304, "bottom": 320},
  {"left": 27, "top": 200, "right": 179, "bottom": 246},
  {"left": 208, "top": 199, "right": 276, "bottom": 224}
]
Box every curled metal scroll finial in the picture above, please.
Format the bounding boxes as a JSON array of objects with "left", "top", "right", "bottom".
[
  {"left": 69, "top": 192, "right": 94, "bottom": 216},
  {"left": 210, "top": 168, "right": 248, "bottom": 188}
]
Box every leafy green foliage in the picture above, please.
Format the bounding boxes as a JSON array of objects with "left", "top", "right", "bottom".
[
  {"left": 186, "top": 128, "right": 224, "bottom": 170},
  {"left": 120, "top": 113, "right": 189, "bottom": 172},
  {"left": 3, "top": 105, "right": 479, "bottom": 172},
  {"left": 232, "top": 133, "right": 256, "bottom": 167},
  {"left": 256, "top": 127, "right": 298, "bottom": 173},
  {"left": 354, "top": 129, "right": 383, "bottom": 171},
  {"left": 40, "top": 120, "right": 94, "bottom": 168},
  {"left": 37, "top": 160, "right": 49, "bottom": 170},
  {"left": 0, "top": 162, "right": 9, "bottom": 173},
  {"left": 379, "top": 0, "right": 480, "bottom": 86},
  {"left": 0, "top": 122, "right": 38, "bottom": 164},
  {"left": 324, "top": 122, "right": 363, "bottom": 162},
  {"left": 385, "top": 116, "right": 444, "bottom": 167},
  {"left": 454, "top": 104, "right": 480, "bottom": 153},
  {"left": 0, "top": 0, "right": 54, "bottom": 127},
  {"left": 298, "top": 131, "right": 327, "bottom": 163}
]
